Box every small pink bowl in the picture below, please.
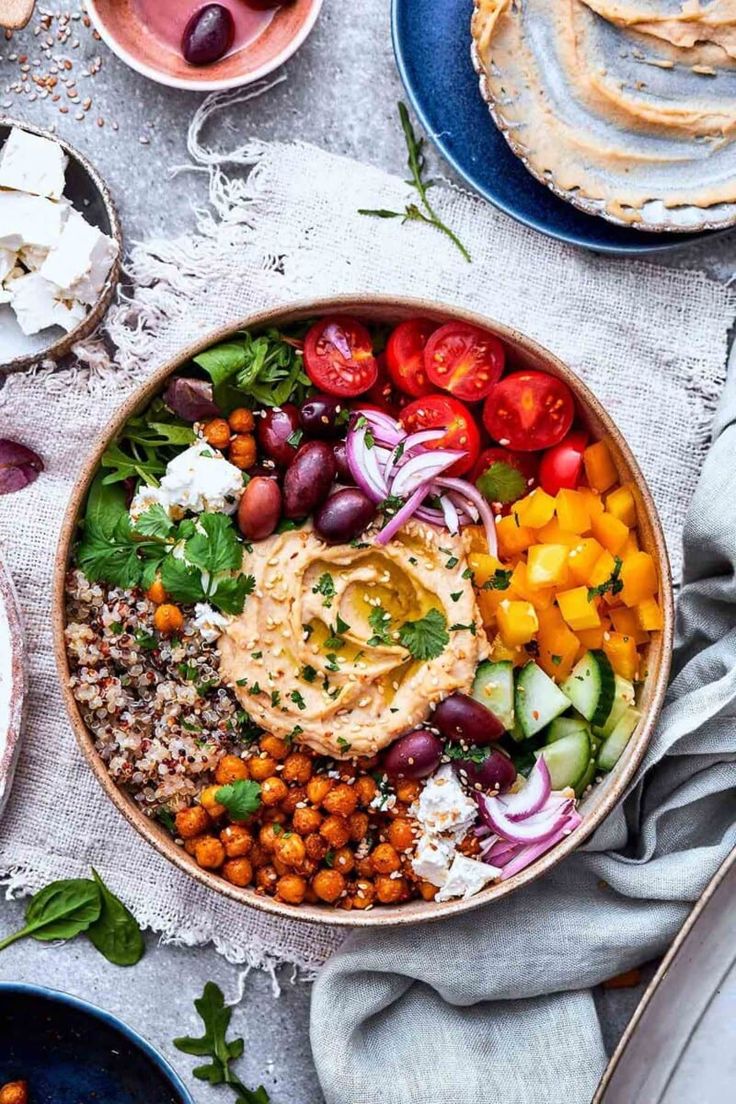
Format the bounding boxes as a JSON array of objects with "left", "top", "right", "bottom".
[{"left": 87, "top": 0, "right": 323, "bottom": 91}]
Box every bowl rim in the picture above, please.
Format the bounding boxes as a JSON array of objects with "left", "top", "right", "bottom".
[
  {"left": 52, "top": 292, "right": 675, "bottom": 928},
  {"left": 0, "top": 115, "right": 122, "bottom": 376},
  {"left": 0, "top": 981, "right": 194, "bottom": 1102},
  {"left": 86, "top": 0, "right": 324, "bottom": 92}
]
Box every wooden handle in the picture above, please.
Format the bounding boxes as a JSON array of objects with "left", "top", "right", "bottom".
[{"left": 0, "top": 0, "right": 35, "bottom": 30}]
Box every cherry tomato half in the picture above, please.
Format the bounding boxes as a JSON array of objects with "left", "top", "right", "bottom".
[
  {"left": 538, "top": 429, "right": 588, "bottom": 495},
  {"left": 365, "top": 352, "right": 403, "bottom": 414},
  {"left": 471, "top": 447, "right": 538, "bottom": 506},
  {"left": 482, "top": 370, "right": 575, "bottom": 452},
  {"left": 425, "top": 322, "right": 505, "bottom": 403},
  {"left": 400, "top": 394, "right": 481, "bottom": 477},
  {"left": 385, "top": 318, "right": 437, "bottom": 398},
  {"left": 304, "top": 317, "right": 379, "bottom": 398}
]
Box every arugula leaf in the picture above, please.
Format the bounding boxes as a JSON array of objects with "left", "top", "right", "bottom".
[
  {"left": 588, "top": 557, "right": 624, "bottom": 602},
  {"left": 193, "top": 343, "right": 250, "bottom": 388},
  {"left": 398, "top": 608, "right": 449, "bottom": 661},
  {"left": 195, "top": 329, "right": 310, "bottom": 410},
  {"left": 86, "top": 868, "right": 144, "bottom": 967},
  {"left": 133, "top": 504, "right": 175, "bottom": 540},
  {"left": 100, "top": 400, "right": 195, "bottom": 488},
  {"left": 215, "top": 780, "right": 262, "bottom": 821},
  {"left": 476, "top": 462, "right": 526, "bottom": 505}
]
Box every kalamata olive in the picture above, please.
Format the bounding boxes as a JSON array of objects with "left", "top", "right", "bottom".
[
  {"left": 246, "top": 462, "right": 278, "bottom": 480},
  {"left": 257, "top": 404, "right": 301, "bottom": 468},
  {"left": 238, "top": 476, "right": 282, "bottom": 541},
  {"left": 299, "top": 393, "right": 347, "bottom": 439},
  {"left": 246, "top": 0, "right": 295, "bottom": 10},
  {"left": 457, "top": 748, "right": 517, "bottom": 793},
  {"left": 432, "top": 693, "right": 504, "bottom": 745},
  {"left": 314, "top": 487, "right": 377, "bottom": 544},
  {"left": 163, "top": 377, "right": 220, "bottom": 422},
  {"left": 332, "top": 441, "right": 352, "bottom": 483},
  {"left": 283, "top": 441, "right": 336, "bottom": 519},
  {"left": 182, "top": 4, "right": 234, "bottom": 65},
  {"left": 383, "top": 729, "right": 443, "bottom": 779}
]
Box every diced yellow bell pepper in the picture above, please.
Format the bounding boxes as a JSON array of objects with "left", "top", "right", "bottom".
[
  {"left": 611, "top": 606, "right": 649, "bottom": 645},
  {"left": 567, "top": 537, "right": 605, "bottom": 584},
  {"left": 468, "top": 552, "right": 505, "bottom": 587},
  {"left": 603, "top": 631, "right": 640, "bottom": 681},
  {"left": 579, "top": 488, "right": 605, "bottom": 518},
  {"left": 496, "top": 599, "right": 539, "bottom": 647},
  {"left": 488, "top": 633, "right": 524, "bottom": 665},
  {"left": 464, "top": 525, "right": 490, "bottom": 553},
  {"left": 620, "top": 552, "right": 658, "bottom": 608},
  {"left": 512, "top": 488, "right": 557, "bottom": 529},
  {"left": 621, "top": 531, "right": 640, "bottom": 558},
  {"left": 587, "top": 550, "right": 617, "bottom": 590},
  {"left": 527, "top": 544, "right": 570, "bottom": 588},
  {"left": 583, "top": 441, "right": 618, "bottom": 493},
  {"left": 536, "top": 606, "right": 579, "bottom": 681},
  {"left": 591, "top": 511, "right": 629, "bottom": 556},
  {"left": 557, "top": 586, "right": 601, "bottom": 631},
  {"left": 536, "top": 519, "right": 581, "bottom": 547},
  {"left": 606, "top": 484, "right": 637, "bottom": 528},
  {"left": 477, "top": 579, "right": 519, "bottom": 626},
  {"left": 637, "top": 597, "right": 664, "bottom": 631},
  {"left": 510, "top": 562, "right": 555, "bottom": 610},
  {"left": 576, "top": 624, "right": 606, "bottom": 650},
  {"left": 496, "top": 515, "right": 535, "bottom": 558},
  {"left": 555, "top": 489, "right": 591, "bottom": 534}
]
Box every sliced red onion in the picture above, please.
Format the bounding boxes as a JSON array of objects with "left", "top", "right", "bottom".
[
  {"left": 436, "top": 476, "right": 498, "bottom": 557},
  {"left": 401, "top": 428, "right": 447, "bottom": 455},
  {"left": 478, "top": 792, "right": 573, "bottom": 845},
  {"left": 391, "top": 450, "right": 464, "bottom": 498},
  {"left": 481, "top": 838, "right": 518, "bottom": 866},
  {"left": 439, "top": 494, "right": 460, "bottom": 534},
  {"left": 346, "top": 424, "right": 388, "bottom": 502},
  {"left": 500, "top": 812, "right": 583, "bottom": 880},
  {"left": 447, "top": 489, "right": 479, "bottom": 522},
  {"left": 353, "top": 408, "right": 403, "bottom": 446},
  {"left": 0, "top": 439, "right": 44, "bottom": 496},
  {"left": 496, "top": 758, "right": 551, "bottom": 821},
  {"left": 374, "top": 482, "right": 432, "bottom": 546}
]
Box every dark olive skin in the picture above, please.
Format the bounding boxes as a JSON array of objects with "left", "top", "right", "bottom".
[
  {"left": 257, "top": 404, "right": 301, "bottom": 468},
  {"left": 332, "top": 440, "right": 352, "bottom": 483},
  {"left": 432, "top": 693, "right": 505, "bottom": 745},
  {"left": 457, "top": 749, "right": 517, "bottom": 793},
  {"left": 299, "top": 394, "right": 348, "bottom": 440},
  {"left": 314, "top": 487, "right": 377, "bottom": 544},
  {"left": 181, "top": 4, "right": 235, "bottom": 65},
  {"left": 383, "top": 729, "right": 443, "bottom": 779},
  {"left": 237, "top": 476, "right": 282, "bottom": 541},
  {"left": 163, "top": 377, "right": 220, "bottom": 422},
  {"left": 283, "top": 441, "right": 336, "bottom": 519}
]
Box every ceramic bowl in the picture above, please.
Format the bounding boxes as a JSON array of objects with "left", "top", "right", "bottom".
[
  {"left": 87, "top": 0, "right": 323, "bottom": 92},
  {"left": 0, "top": 117, "right": 122, "bottom": 375},
  {"left": 0, "top": 551, "right": 25, "bottom": 819},
  {"left": 0, "top": 983, "right": 193, "bottom": 1103},
  {"left": 53, "top": 295, "right": 674, "bottom": 927}
]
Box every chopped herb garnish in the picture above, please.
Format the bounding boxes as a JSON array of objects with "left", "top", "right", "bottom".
[
  {"left": 398, "top": 608, "right": 449, "bottom": 661},
  {"left": 109, "top": 621, "right": 124, "bottom": 635},
  {"left": 462, "top": 567, "right": 473, "bottom": 580},
  {"left": 450, "top": 592, "right": 462, "bottom": 602},
  {"left": 445, "top": 555, "right": 459, "bottom": 569},
  {"left": 551, "top": 654, "right": 562, "bottom": 666},
  {"left": 286, "top": 428, "right": 304, "bottom": 448},
  {"left": 325, "top": 653, "right": 340, "bottom": 672},
  {"left": 336, "top": 736, "right": 352, "bottom": 753},
  {"left": 290, "top": 690, "right": 307, "bottom": 711},
  {"left": 301, "top": 665, "right": 317, "bottom": 683},
  {"left": 450, "top": 622, "right": 477, "bottom": 635},
  {"left": 324, "top": 849, "right": 336, "bottom": 868},
  {"left": 135, "top": 630, "right": 158, "bottom": 651},
  {"left": 482, "top": 569, "right": 513, "bottom": 591},
  {"left": 367, "top": 604, "right": 392, "bottom": 647},
  {"left": 248, "top": 682, "right": 262, "bottom": 696},
  {"left": 444, "top": 742, "right": 491, "bottom": 765},
  {"left": 270, "top": 690, "right": 281, "bottom": 708},
  {"left": 313, "top": 573, "right": 336, "bottom": 608},
  {"left": 587, "top": 557, "right": 624, "bottom": 602},
  {"left": 250, "top": 651, "right": 262, "bottom": 660}
]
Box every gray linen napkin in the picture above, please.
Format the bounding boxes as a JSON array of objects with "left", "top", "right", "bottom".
[{"left": 310, "top": 357, "right": 736, "bottom": 1104}]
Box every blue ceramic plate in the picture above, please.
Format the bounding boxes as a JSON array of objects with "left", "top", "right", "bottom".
[
  {"left": 0, "top": 984, "right": 193, "bottom": 1104},
  {"left": 391, "top": 0, "right": 717, "bottom": 255}
]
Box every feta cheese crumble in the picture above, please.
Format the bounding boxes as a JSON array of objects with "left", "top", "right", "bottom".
[
  {"left": 129, "top": 440, "right": 244, "bottom": 521},
  {"left": 435, "top": 853, "right": 502, "bottom": 902},
  {"left": 192, "top": 603, "right": 231, "bottom": 643},
  {"left": 413, "top": 763, "right": 477, "bottom": 840},
  {"left": 0, "top": 127, "right": 67, "bottom": 200}
]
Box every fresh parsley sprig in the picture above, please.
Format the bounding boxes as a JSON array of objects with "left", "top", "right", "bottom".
[{"left": 359, "top": 103, "right": 471, "bottom": 263}]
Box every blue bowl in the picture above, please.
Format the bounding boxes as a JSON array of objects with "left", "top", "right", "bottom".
[
  {"left": 391, "top": 0, "right": 719, "bottom": 255},
  {"left": 0, "top": 984, "right": 193, "bottom": 1104}
]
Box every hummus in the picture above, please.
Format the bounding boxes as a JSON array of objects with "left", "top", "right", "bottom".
[
  {"left": 472, "top": 0, "right": 736, "bottom": 227},
  {"left": 218, "top": 521, "right": 489, "bottom": 758}
]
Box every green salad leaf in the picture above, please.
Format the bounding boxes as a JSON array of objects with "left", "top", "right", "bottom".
[
  {"left": 86, "top": 868, "right": 145, "bottom": 967},
  {"left": 194, "top": 329, "right": 311, "bottom": 410},
  {"left": 100, "top": 399, "right": 195, "bottom": 487}
]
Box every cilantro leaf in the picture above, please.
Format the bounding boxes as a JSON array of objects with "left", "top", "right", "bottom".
[
  {"left": 482, "top": 569, "right": 513, "bottom": 591},
  {"left": 133, "top": 504, "right": 174, "bottom": 540},
  {"left": 476, "top": 461, "right": 526, "bottom": 505},
  {"left": 76, "top": 513, "right": 149, "bottom": 591},
  {"left": 185, "top": 513, "right": 243, "bottom": 576},
  {"left": 367, "top": 605, "right": 392, "bottom": 647},
  {"left": 160, "top": 555, "right": 207, "bottom": 605},
  {"left": 398, "top": 608, "right": 449, "bottom": 661},
  {"left": 215, "top": 780, "right": 262, "bottom": 821},
  {"left": 587, "top": 557, "right": 624, "bottom": 602},
  {"left": 313, "top": 573, "right": 336, "bottom": 607},
  {"left": 212, "top": 575, "right": 252, "bottom": 615}
]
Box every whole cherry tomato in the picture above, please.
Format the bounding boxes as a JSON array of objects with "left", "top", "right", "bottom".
[{"left": 538, "top": 429, "right": 588, "bottom": 495}]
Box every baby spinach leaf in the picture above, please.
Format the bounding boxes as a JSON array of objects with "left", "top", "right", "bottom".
[
  {"left": 84, "top": 473, "right": 128, "bottom": 539},
  {"left": 86, "top": 868, "right": 144, "bottom": 967},
  {"left": 0, "top": 878, "right": 101, "bottom": 952},
  {"left": 194, "top": 343, "right": 249, "bottom": 387}
]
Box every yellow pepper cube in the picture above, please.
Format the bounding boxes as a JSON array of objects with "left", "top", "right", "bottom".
[
  {"left": 606, "top": 484, "right": 637, "bottom": 528},
  {"left": 587, "top": 550, "right": 617, "bottom": 590},
  {"left": 620, "top": 552, "right": 658, "bottom": 608},
  {"left": 637, "top": 597, "right": 664, "bottom": 631},
  {"left": 536, "top": 519, "right": 581, "bottom": 547},
  {"left": 488, "top": 633, "right": 524, "bottom": 665},
  {"left": 557, "top": 586, "right": 601, "bottom": 631},
  {"left": 496, "top": 515, "right": 535, "bottom": 558},
  {"left": 512, "top": 488, "right": 557, "bottom": 529},
  {"left": 477, "top": 580, "right": 518, "bottom": 625},
  {"left": 583, "top": 441, "right": 618, "bottom": 493},
  {"left": 555, "top": 489, "right": 591, "bottom": 535},
  {"left": 603, "top": 631, "right": 640, "bottom": 681},
  {"left": 567, "top": 537, "right": 604, "bottom": 584},
  {"left": 576, "top": 624, "right": 606, "bottom": 651},
  {"left": 621, "top": 531, "right": 640, "bottom": 558},
  {"left": 464, "top": 525, "right": 490, "bottom": 553},
  {"left": 510, "top": 561, "right": 555, "bottom": 611},
  {"left": 579, "top": 488, "right": 605, "bottom": 518},
  {"left": 536, "top": 606, "right": 579, "bottom": 682},
  {"left": 468, "top": 552, "right": 505, "bottom": 587},
  {"left": 611, "top": 606, "right": 649, "bottom": 645},
  {"left": 591, "top": 511, "right": 629, "bottom": 556},
  {"left": 527, "top": 544, "right": 570, "bottom": 588},
  {"left": 496, "top": 599, "right": 539, "bottom": 647}
]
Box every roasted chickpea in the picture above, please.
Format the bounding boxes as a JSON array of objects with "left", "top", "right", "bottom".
[
  {"left": 356, "top": 755, "right": 380, "bottom": 771},
  {"left": 305, "top": 833, "right": 329, "bottom": 862},
  {"left": 281, "top": 751, "right": 313, "bottom": 785},
  {"left": 387, "top": 818, "right": 415, "bottom": 852},
  {"left": 261, "top": 807, "right": 286, "bottom": 825},
  {"left": 0, "top": 1083, "right": 28, "bottom": 1104},
  {"left": 260, "top": 733, "right": 290, "bottom": 760},
  {"left": 319, "top": 815, "right": 350, "bottom": 849},
  {"left": 371, "top": 843, "right": 401, "bottom": 874},
  {"left": 282, "top": 786, "right": 307, "bottom": 816},
  {"left": 248, "top": 754, "right": 277, "bottom": 782},
  {"left": 352, "top": 879, "right": 376, "bottom": 910},
  {"left": 193, "top": 836, "right": 226, "bottom": 870},
  {"left": 355, "top": 855, "right": 374, "bottom": 879},
  {"left": 458, "top": 834, "right": 481, "bottom": 857},
  {"left": 395, "top": 779, "right": 421, "bottom": 804},
  {"left": 261, "top": 776, "right": 289, "bottom": 806},
  {"left": 215, "top": 755, "right": 249, "bottom": 785},
  {"left": 419, "top": 880, "right": 438, "bottom": 901},
  {"left": 259, "top": 823, "right": 282, "bottom": 852},
  {"left": 146, "top": 578, "right": 166, "bottom": 604},
  {"left": 249, "top": 843, "right": 269, "bottom": 868},
  {"left": 223, "top": 857, "right": 253, "bottom": 887},
  {"left": 306, "top": 775, "right": 333, "bottom": 806},
  {"left": 312, "top": 869, "right": 346, "bottom": 904},
  {"left": 273, "top": 831, "right": 307, "bottom": 868},
  {"left": 229, "top": 433, "right": 257, "bottom": 470},
  {"left": 256, "top": 864, "right": 278, "bottom": 893},
  {"left": 202, "top": 417, "right": 231, "bottom": 450},
  {"left": 276, "top": 873, "right": 307, "bottom": 905},
  {"left": 220, "top": 824, "right": 253, "bottom": 858},
  {"left": 354, "top": 775, "right": 378, "bottom": 807},
  {"left": 175, "top": 805, "right": 210, "bottom": 840},
  {"left": 293, "top": 806, "right": 323, "bottom": 835},
  {"left": 153, "top": 603, "right": 184, "bottom": 635},
  {"left": 348, "top": 811, "right": 369, "bottom": 842},
  {"left": 322, "top": 783, "right": 358, "bottom": 818},
  {"left": 228, "top": 407, "right": 255, "bottom": 434},
  {"left": 183, "top": 837, "right": 201, "bottom": 856},
  {"left": 199, "top": 784, "right": 226, "bottom": 818},
  {"left": 273, "top": 856, "right": 290, "bottom": 877},
  {"left": 332, "top": 846, "right": 355, "bottom": 875},
  {"left": 375, "top": 874, "right": 407, "bottom": 904}
]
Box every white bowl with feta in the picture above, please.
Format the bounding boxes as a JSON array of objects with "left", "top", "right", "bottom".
[{"left": 0, "top": 120, "right": 121, "bottom": 374}]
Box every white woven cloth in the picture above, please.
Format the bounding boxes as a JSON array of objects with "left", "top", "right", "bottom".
[{"left": 0, "top": 90, "right": 734, "bottom": 969}]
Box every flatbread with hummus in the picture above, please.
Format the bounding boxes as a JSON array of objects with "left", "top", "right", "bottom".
[{"left": 471, "top": 0, "right": 736, "bottom": 230}]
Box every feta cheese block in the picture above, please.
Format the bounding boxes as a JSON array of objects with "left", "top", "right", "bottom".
[
  {"left": 40, "top": 209, "right": 118, "bottom": 306},
  {"left": 129, "top": 440, "right": 244, "bottom": 521},
  {"left": 0, "top": 127, "right": 67, "bottom": 199},
  {"left": 0, "top": 192, "right": 66, "bottom": 251},
  {"left": 435, "top": 854, "right": 502, "bottom": 902},
  {"left": 10, "top": 273, "right": 85, "bottom": 336},
  {"left": 0, "top": 248, "right": 15, "bottom": 284},
  {"left": 18, "top": 245, "right": 48, "bottom": 272}
]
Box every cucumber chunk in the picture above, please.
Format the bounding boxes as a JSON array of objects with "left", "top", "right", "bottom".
[
  {"left": 546, "top": 715, "right": 591, "bottom": 744},
  {"left": 534, "top": 730, "right": 591, "bottom": 790},
  {"left": 515, "top": 662, "right": 572, "bottom": 739},
  {"left": 594, "top": 675, "right": 636, "bottom": 739},
  {"left": 598, "top": 708, "right": 641, "bottom": 771},
  {"left": 560, "top": 650, "right": 615, "bottom": 729},
  {"left": 472, "top": 660, "right": 515, "bottom": 732}
]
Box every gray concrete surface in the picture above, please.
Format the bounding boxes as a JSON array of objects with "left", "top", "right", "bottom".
[{"left": 0, "top": 1, "right": 729, "bottom": 1101}]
